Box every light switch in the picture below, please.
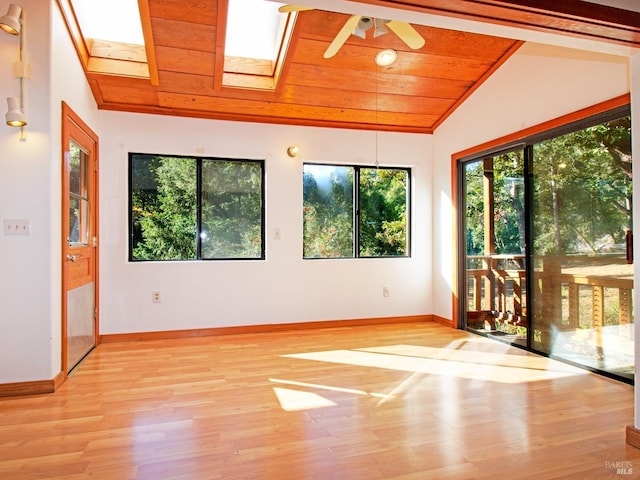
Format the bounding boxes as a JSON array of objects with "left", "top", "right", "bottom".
[{"left": 3, "top": 219, "right": 30, "bottom": 236}]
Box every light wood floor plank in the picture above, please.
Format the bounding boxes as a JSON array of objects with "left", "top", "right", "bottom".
[{"left": 1, "top": 323, "right": 639, "bottom": 479}]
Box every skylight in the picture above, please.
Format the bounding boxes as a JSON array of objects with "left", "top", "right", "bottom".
[
  {"left": 63, "top": 0, "right": 149, "bottom": 79},
  {"left": 223, "top": 0, "right": 296, "bottom": 90},
  {"left": 71, "top": 0, "right": 144, "bottom": 45},
  {"left": 225, "top": 0, "right": 286, "bottom": 61}
]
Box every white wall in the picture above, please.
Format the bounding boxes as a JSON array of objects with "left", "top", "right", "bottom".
[
  {"left": 98, "top": 114, "right": 432, "bottom": 334},
  {"left": 0, "top": 0, "right": 55, "bottom": 383},
  {"left": 431, "top": 42, "right": 631, "bottom": 321},
  {"left": 0, "top": 1, "right": 98, "bottom": 383}
]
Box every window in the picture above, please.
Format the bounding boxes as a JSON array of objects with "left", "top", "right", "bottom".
[
  {"left": 303, "top": 164, "right": 410, "bottom": 258},
  {"left": 130, "top": 154, "right": 264, "bottom": 261}
]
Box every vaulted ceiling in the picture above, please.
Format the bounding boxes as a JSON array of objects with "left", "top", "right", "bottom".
[{"left": 56, "top": 0, "right": 640, "bottom": 134}]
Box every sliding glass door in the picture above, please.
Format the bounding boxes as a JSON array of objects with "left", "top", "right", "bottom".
[
  {"left": 460, "top": 109, "right": 633, "bottom": 381},
  {"left": 530, "top": 117, "right": 633, "bottom": 380}
]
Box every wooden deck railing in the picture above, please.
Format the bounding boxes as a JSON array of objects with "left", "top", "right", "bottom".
[{"left": 466, "top": 255, "right": 634, "bottom": 333}]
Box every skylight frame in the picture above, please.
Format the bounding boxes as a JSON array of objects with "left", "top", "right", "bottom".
[
  {"left": 59, "top": 0, "right": 154, "bottom": 82},
  {"left": 222, "top": 0, "right": 297, "bottom": 91}
]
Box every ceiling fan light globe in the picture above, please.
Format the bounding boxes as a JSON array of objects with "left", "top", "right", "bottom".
[{"left": 375, "top": 49, "right": 397, "bottom": 66}]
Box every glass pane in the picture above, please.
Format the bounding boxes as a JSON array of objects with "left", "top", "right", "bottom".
[
  {"left": 359, "top": 168, "right": 408, "bottom": 257},
  {"left": 201, "top": 160, "right": 263, "bottom": 259},
  {"left": 530, "top": 116, "right": 633, "bottom": 380},
  {"left": 69, "top": 196, "right": 89, "bottom": 244},
  {"left": 69, "top": 141, "right": 87, "bottom": 197},
  {"left": 464, "top": 160, "right": 486, "bottom": 329},
  {"left": 68, "top": 140, "right": 90, "bottom": 245},
  {"left": 303, "top": 165, "right": 354, "bottom": 258},
  {"left": 464, "top": 151, "right": 527, "bottom": 345},
  {"left": 130, "top": 155, "right": 197, "bottom": 260}
]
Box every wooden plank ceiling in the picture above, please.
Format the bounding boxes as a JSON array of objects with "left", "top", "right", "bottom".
[{"left": 58, "top": 0, "right": 640, "bottom": 134}]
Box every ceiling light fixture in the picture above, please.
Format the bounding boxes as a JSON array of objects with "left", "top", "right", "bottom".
[
  {"left": 375, "top": 48, "right": 397, "bottom": 67},
  {"left": 0, "top": 3, "right": 21, "bottom": 35}
]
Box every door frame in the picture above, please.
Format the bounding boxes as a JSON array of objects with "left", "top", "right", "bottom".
[{"left": 61, "top": 101, "right": 99, "bottom": 376}]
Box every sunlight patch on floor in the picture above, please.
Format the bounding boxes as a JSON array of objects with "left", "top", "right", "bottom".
[
  {"left": 282, "top": 339, "right": 587, "bottom": 385},
  {"left": 270, "top": 378, "right": 390, "bottom": 399},
  {"left": 270, "top": 378, "right": 393, "bottom": 411},
  {"left": 272, "top": 387, "right": 337, "bottom": 411}
]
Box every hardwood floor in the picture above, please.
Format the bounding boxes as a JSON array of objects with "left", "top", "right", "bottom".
[{"left": 1, "top": 322, "right": 639, "bottom": 479}]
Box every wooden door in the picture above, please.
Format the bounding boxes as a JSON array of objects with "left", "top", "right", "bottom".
[{"left": 61, "top": 103, "right": 99, "bottom": 375}]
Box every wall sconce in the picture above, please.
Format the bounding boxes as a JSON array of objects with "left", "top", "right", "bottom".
[
  {"left": 287, "top": 145, "right": 300, "bottom": 157},
  {"left": 1, "top": 3, "right": 28, "bottom": 136},
  {"left": 0, "top": 3, "right": 21, "bottom": 35},
  {"left": 6, "top": 96, "right": 25, "bottom": 126}
]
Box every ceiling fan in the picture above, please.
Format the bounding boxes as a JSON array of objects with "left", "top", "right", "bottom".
[{"left": 279, "top": 4, "right": 426, "bottom": 58}]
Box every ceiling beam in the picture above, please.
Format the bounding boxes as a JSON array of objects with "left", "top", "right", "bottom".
[{"left": 344, "top": 0, "right": 640, "bottom": 47}]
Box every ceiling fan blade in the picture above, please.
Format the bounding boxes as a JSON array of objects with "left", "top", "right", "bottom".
[
  {"left": 278, "top": 5, "right": 315, "bottom": 13},
  {"left": 386, "top": 20, "right": 425, "bottom": 50},
  {"left": 324, "top": 15, "right": 362, "bottom": 58}
]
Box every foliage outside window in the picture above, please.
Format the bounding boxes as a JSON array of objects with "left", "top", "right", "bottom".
[
  {"left": 531, "top": 117, "right": 632, "bottom": 256},
  {"left": 465, "top": 150, "right": 525, "bottom": 257},
  {"left": 303, "top": 164, "right": 410, "bottom": 258},
  {"left": 464, "top": 115, "right": 631, "bottom": 258},
  {"left": 130, "top": 154, "right": 264, "bottom": 261}
]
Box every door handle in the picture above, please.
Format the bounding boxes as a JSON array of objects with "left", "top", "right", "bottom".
[{"left": 66, "top": 254, "right": 78, "bottom": 263}]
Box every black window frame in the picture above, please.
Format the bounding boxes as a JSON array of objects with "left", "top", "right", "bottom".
[
  {"left": 128, "top": 152, "right": 266, "bottom": 262},
  {"left": 303, "top": 162, "right": 412, "bottom": 259}
]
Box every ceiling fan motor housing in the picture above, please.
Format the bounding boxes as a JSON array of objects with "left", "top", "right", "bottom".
[{"left": 353, "top": 17, "right": 373, "bottom": 38}]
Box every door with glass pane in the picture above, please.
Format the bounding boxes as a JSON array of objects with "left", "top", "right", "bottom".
[
  {"left": 462, "top": 149, "right": 527, "bottom": 346},
  {"left": 62, "top": 103, "right": 98, "bottom": 374},
  {"left": 530, "top": 116, "right": 633, "bottom": 380}
]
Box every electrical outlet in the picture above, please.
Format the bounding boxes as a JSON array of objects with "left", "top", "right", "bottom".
[
  {"left": 3, "top": 219, "right": 30, "bottom": 236},
  {"left": 152, "top": 291, "right": 161, "bottom": 303},
  {"left": 383, "top": 286, "right": 390, "bottom": 297}
]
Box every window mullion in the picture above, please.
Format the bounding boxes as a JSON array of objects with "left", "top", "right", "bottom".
[
  {"left": 354, "top": 166, "right": 360, "bottom": 258},
  {"left": 196, "top": 158, "right": 203, "bottom": 259},
  {"left": 523, "top": 145, "right": 534, "bottom": 350}
]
